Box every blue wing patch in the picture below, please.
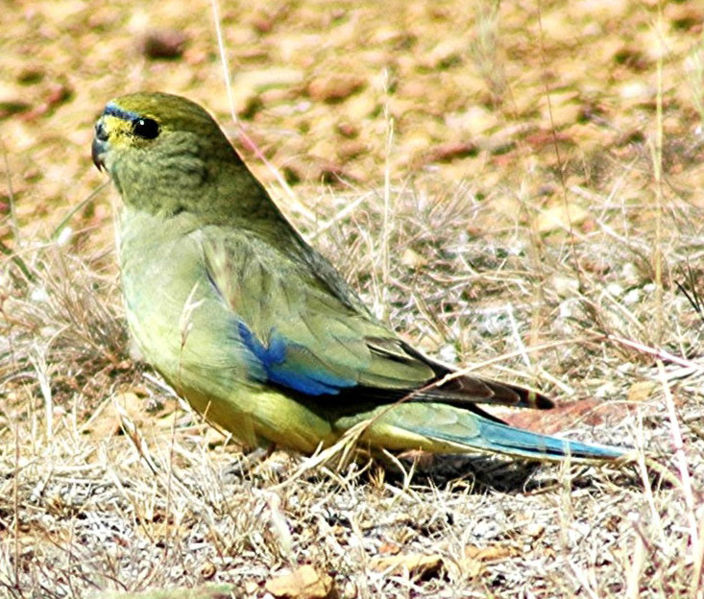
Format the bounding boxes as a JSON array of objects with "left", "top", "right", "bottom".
[{"left": 237, "top": 322, "right": 356, "bottom": 396}]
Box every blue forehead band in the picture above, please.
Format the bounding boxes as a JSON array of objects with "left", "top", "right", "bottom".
[{"left": 104, "top": 102, "right": 140, "bottom": 122}]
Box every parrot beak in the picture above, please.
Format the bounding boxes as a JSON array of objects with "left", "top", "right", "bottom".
[{"left": 92, "top": 118, "right": 108, "bottom": 171}]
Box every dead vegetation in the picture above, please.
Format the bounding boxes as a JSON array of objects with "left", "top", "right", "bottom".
[{"left": 2, "top": 1, "right": 704, "bottom": 597}]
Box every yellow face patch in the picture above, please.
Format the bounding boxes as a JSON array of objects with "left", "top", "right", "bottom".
[
  {"left": 101, "top": 114, "right": 135, "bottom": 145},
  {"left": 100, "top": 106, "right": 161, "bottom": 148}
]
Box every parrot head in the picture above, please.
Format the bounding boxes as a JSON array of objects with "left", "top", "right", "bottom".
[{"left": 92, "top": 92, "right": 266, "bottom": 221}]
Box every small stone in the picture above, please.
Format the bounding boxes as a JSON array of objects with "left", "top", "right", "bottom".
[
  {"left": 265, "top": 565, "right": 337, "bottom": 599},
  {"left": 308, "top": 74, "right": 365, "bottom": 103},
  {"left": 141, "top": 29, "right": 187, "bottom": 59}
]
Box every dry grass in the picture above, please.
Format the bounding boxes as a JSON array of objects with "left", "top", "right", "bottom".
[{"left": 2, "top": 1, "right": 704, "bottom": 597}]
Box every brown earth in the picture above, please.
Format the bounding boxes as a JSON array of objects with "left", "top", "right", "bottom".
[{"left": 1, "top": 1, "right": 704, "bottom": 598}]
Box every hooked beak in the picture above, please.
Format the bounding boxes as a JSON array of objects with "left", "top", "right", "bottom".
[{"left": 92, "top": 118, "right": 108, "bottom": 171}]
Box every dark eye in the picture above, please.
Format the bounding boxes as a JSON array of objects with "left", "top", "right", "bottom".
[{"left": 132, "top": 117, "right": 160, "bottom": 140}]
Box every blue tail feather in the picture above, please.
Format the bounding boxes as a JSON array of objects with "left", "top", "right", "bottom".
[
  {"left": 409, "top": 416, "right": 625, "bottom": 461},
  {"left": 476, "top": 418, "right": 624, "bottom": 459}
]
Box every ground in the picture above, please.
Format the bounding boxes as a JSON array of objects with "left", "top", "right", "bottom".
[{"left": 1, "top": 1, "right": 704, "bottom": 598}]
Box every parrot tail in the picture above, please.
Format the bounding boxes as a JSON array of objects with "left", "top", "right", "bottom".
[
  {"left": 414, "top": 417, "right": 624, "bottom": 460},
  {"left": 355, "top": 403, "right": 627, "bottom": 461}
]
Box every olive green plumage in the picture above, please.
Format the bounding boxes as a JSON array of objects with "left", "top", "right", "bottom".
[{"left": 92, "top": 91, "right": 625, "bottom": 461}]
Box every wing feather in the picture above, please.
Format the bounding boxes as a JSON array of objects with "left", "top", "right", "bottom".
[{"left": 200, "top": 226, "right": 551, "bottom": 411}]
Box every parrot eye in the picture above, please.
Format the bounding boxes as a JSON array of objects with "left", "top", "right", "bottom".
[{"left": 132, "top": 117, "right": 160, "bottom": 140}]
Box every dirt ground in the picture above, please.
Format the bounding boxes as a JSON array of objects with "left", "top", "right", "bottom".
[{"left": 2, "top": 1, "right": 704, "bottom": 597}]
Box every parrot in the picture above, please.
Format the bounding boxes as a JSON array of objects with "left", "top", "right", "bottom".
[{"left": 91, "top": 91, "right": 626, "bottom": 462}]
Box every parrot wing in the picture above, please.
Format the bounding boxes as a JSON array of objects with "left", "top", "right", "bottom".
[{"left": 200, "top": 226, "right": 551, "bottom": 414}]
